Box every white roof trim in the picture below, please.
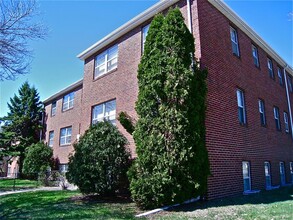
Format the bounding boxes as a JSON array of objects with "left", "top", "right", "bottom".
[
  {"left": 77, "top": 0, "right": 180, "bottom": 60},
  {"left": 208, "top": 0, "right": 292, "bottom": 75},
  {"left": 43, "top": 79, "right": 83, "bottom": 104}
]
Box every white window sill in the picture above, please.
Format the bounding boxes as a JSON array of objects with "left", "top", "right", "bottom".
[{"left": 243, "top": 189, "right": 260, "bottom": 195}]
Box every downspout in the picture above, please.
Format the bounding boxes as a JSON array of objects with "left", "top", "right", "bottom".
[
  {"left": 187, "top": 0, "right": 195, "bottom": 69},
  {"left": 283, "top": 65, "right": 293, "bottom": 140}
]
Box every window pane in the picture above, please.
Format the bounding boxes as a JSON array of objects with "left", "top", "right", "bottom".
[
  {"left": 237, "top": 90, "right": 243, "bottom": 107},
  {"left": 108, "top": 45, "right": 118, "bottom": 60},
  {"left": 96, "top": 53, "right": 106, "bottom": 66}
]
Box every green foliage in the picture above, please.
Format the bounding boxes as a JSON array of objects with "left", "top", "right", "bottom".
[
  {"left": 66, "top": 122, "right": 131, "bottom": 195},
  {"left": 23, "top": 142, "right": 53, "bottom": 175},
  {"left": 129, "top": 8, "right": 210, "bottom": 209},
  {"left": 0, "top": 81, "right": 43, "bottom": 173},
  {"left": 118, "top": 111, "right": 135, "bottom": 134}
]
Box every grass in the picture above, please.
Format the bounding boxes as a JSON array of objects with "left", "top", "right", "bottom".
[
  {"left": 0, "top": 190, "right": 142, "bottom": 219},
  {"left": 0, "top": 178, "right": 39, "bottom": 191},
  {"left": 150, "top": 186, "right": 293, "bottom": 220}
]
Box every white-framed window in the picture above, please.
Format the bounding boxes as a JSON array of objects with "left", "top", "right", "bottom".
[
  {"left": 230, "top": 27, "right": 240, "bottom": 57},
  {"left": 279, "top": 162, "right": 286, "bottom": 186},
  {"left": 92, "top": 99, "right": 116, "bottom": 125},
  {"left": 252, "top": 45, "right": 259, "bottom": 67},
  {"left": 60, "top": 127, "right": 72, "bottom": 146},
  {"left": 59, "top": 164, "right": 68, "bottom": 173},
  {"left": 237, "top": 89, "right": 246, "bottom": 124},
  {"left": 284, "top": 112, "right": 289, "bottom": 133},
  {"left": 290, "top": 162, "right": 293, "bottom": 184},
  {"left": 48, "top": 131, "right": 54, "bottom": 147},
  {"left": 62, "top": 92, "right": 74, "bottom": 111},
  {"left": 242, "top": 161, "right": 251, "bottom": 192},
  {"left": 288, "top": 75, "right": 293, "bottom": 92},
  {"left": 94, "top": 45, "right": 118, "bottom": 79},
  {"left": 51, "top": 101, "right": 57, "bottom": 116},
  {"left": 258, "top": 99, "right": 266, "bottom": 126},
  {"left": 142, "top": 24, "right": 150, "bottom": 53},
  {"left": 274, "top": 107, "right": 281, "bottom": 131},
  {"left": 264, "top": 162, "right": 272, "bottom": 189},
  {"left": 267, "top": 58, "right": 274, "bottom": 79},
  {"left": 277, "top": 67, "right": 283, "bottom": 86}
]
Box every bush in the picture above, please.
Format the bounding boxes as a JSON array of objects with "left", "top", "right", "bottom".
[
  {"left": 23, "top": 142, "right": 53, "bottom": 176},
  {"left": 66, "top": 122, "right": 130, "bottom": 195}
]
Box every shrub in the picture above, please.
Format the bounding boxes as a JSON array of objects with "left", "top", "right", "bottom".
[{"left": 66, "top": 122, "right": 130, "bottom": 195}]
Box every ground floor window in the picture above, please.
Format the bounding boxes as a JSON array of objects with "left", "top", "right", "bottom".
[
  {"left": 279, "top": 162, "right": 286, "bottom": 186},
  {"left": 264, "top": 161, "right": 272, "bottom": 189},
  {"left": 242, "top": 161, "right": 251, "bottom": 192},
  {"left": 59, "top": 164, "right": 68, "bottom": 173},
  {"left": 290, "top": 162, "right": 293, "bottom": 184}
]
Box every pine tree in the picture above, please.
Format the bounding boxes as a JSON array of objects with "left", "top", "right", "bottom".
[
  {"left": 128, "top": 8, "right": 210, "bottom": 209},
  {"left": 0, "top": 81, "right": 43, "bottom": 174}
]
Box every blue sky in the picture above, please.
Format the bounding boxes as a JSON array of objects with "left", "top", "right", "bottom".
[{"left": 0, "top": 0, "right": 292, "bottom": 117}]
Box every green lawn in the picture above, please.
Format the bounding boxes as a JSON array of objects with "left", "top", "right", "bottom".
[
  {"left": 150, "top": 186, "right": 293, "bottom": 220},
  {"left": 0, "top": 178, "right": 39, "bottom": 191},
  {"left": 0, "top": 190, "right": 142, "bottom": 219}
]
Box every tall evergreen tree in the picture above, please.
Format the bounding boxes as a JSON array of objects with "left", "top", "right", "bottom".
[
  {"left": 0, "top": 81, "right": 43, "bottom": 173},
  {"left": 128, "top": 8, "right": 210, "bottom": 209}
]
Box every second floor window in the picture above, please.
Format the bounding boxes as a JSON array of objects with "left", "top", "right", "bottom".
[
  {"left": 284, "top": 112, "right": 289, "bottom": 133},
  {"left": 51, "top": 101, "right": 56, "bottom": 116},
  {"left": 258, "top": 99, "right": 266, "bottom": 126},
  {"left": 92, "top": 99, "right": 116, "bottom": 125},
  {"left": 273, "top": 107, "right": 281, "bottom": 131},
  {"left": 230, "top": 27, "right": 240, "bottom": 57},
  {"left": 142, "top": 24, "right": 150, "bottom": 53},
  {"left": 288, "top": 75, "right": 293, "bottom": 92},
  {"left": 94, "top": 45, "right": 118, "bottom": 79},
  {"left": 267, "top": 58, "right": 274, "bottom": 79},
  {"left": 62, "top": 92, "right": 74, "bottom": 111},
  {"left": 60, "top": 127, "right": 72, "bottom": 146},
  {"left": 48, "top": 131, "right": 54, "bottom": 147},
  {"left": 252, "top": 45, "right": 259, "bottom": 67},
  {"left": 237, "top": 89, "right": 246, "bottom": 124},
  {"left": 277, "top": 67, "right": 283, "bottom": 86}
]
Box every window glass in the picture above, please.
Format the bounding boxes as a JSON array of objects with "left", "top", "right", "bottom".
[
  {"left": 252, "top": 45, "right": 259, "bottom": 67},
  {"left": 62, "top": 92, "right": 75, "bottom": 111},
  {"left": 92, "top": 100, "right": 116, "bottom": 125},
  {"left": 237, "top": 89, "right": 246, "bottom": 124},
  {"left": 49, "top": 131, "right": 54, "bottom": 147},
  {"left": 230, "top": 27, "right": 240, "bottom": 56}
]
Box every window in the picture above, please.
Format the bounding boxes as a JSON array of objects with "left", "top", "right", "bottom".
[
  {"left": 62, "top": 92, "right": 74, "bottom": 111},
  {"left": 284, "top": 112, "right": 289, "bottom": 133},
  {"left": 288, "top": 75, "right": 293, "bottom": 92},
  {"left": 51, "top": 101, "right": 57, "bottom": 116},
  {"left": 279, "top": 162, "right": 286, "bottom": 186},
  {"left": 48, "top": 131, "right": 54, "bottom": 147},
  {"left": 94, "top": 45, "right": 118, "bottom": 79},
  {"left": 252, "top": 45, "right": 259, "bottom": 67},
  {"left": 59, "top": 164, "right": 68, "bottom": 173},
  {"left": 277, "top": 67, "right": 283, "bottom": 86},
  {"left": 92, "top": 99, "right": 116, "bottom": 125},
  {"left": 242, "top": 161, "right": 251, "bottom": 192},
  {"left": 290, "top": 162, "right": 293, "bottom": 184},
  {"left": 267, "top": 58, "right": 274, "bottom": 79},
  {"left": 142, "top": 24, "right": 150, "bottom": 53},
  {"left": 230, "top": 27, "right": 240, "bottom": 57},
  {"left": 237, "top": 89, "right": 246, "bottom": 124},
  {"left": 273, "top": 107, "right": 281, "bottom": 131},
  {"left": 258, "top": 99, "right": 266, "bottom": 126},
  {"left": 264, "top": 162, "right": 272, "bottom": 189},
  {"left": 60, "top": 127, "right": 72, "bottom": 146}
]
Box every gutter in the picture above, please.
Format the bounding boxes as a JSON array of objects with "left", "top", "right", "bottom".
[{"left": 283, "top": 65, "right": 293, "bottom": 140}]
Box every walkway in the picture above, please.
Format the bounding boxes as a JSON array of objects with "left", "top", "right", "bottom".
[{"left": 0, "top": 187, "right": 61, "bottom": 196}]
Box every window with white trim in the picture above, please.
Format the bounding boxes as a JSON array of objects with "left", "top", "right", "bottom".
[
  {"left": 92, "top": 99, "right": 116, "bottom": 125},
  {"left": 94, "top": 45, "right": 118, "bottom": 79},
  {"left": 288, "top": 75, "right": 293, "bottom": 92},
  {"left": 242, "top": 161, "right": 251, "bottom": 192},
  {"left": 230, "top": 27, "right": 240, "bottom": 57},
  {"left": 284, "top": 112, "right": 289, "bottom": 133},
  {"left": 59, "top": 164, "right": 68, "bottom": 173},
  {"left": 258, "top": 99, "right": 266, "bottom": 126},
  {"left": 60, "top": 127, "right": 72, "bottom": 146},
  {"left": 48, "top": 131, "right": 54, "bottom": 147},
  {"left": 237, "top": 89, "right": 246, "bottom": 124},
  {"left": 142, "top": 24, "right": 150, "bottom": 53},
  {"left": 252, "top": 45, "right": 259, "bottom": 67},
  {"left": 62, "top": 92, "right": 74, "bottom": 111},
  {"left": 274, "top": 107, "right": 281, "bottom": 131},
  {"left": 264, "top": 162, "right": 271, "bottom": 189},
  {"left": 279, "top": 162, "right": 286, "bottom": 186},
  {"left": 290, "top": 162, "right": 293, "bottom": 184},
  {"left": 267, "top": 58, "right": 274, "bottom": 79},
  {"left": 51, "top": 101, "right": 57, "bottom": 116},
  {"left": 277, "top": 67, "right": 283, "bottom": 86}
]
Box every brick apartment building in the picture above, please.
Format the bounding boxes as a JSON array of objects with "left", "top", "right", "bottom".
[{"left": 43, "top": 0, "right": 293, "bottom": 199}]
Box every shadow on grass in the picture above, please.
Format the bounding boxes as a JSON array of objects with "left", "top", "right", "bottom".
[
  {"left": 167, "top": 185, "right": 293, "bottom": 213},
  {"left": 0, "top": 179, "right": 39, "bottom": 192}
]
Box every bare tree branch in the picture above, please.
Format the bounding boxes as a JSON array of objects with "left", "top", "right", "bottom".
[{"left": 0, "top": 0, "right": 47, "bottom": 81}]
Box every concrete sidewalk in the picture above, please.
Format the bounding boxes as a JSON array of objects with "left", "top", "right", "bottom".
[{"left": 0, "top": 187, "right": 61, "bottom": 196}]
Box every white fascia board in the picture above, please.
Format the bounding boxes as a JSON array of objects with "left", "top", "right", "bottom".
[
  {"left": 77, "top": 0, "right": 180, "bottom": 60},
  {"left": 208, "top": 0, "right": 293, "bottom": 76}
]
